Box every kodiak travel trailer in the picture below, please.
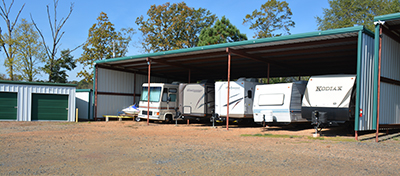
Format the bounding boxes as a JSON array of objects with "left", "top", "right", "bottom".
[
  {"left": 253, "top": 81, "right": 308, "bottom": 124},
  {"left": 138, "top": 83, "right": 179, "bottom": 122},
  {"left": 215, "top": 78, "right": 259, "bottom": 120},
  {"left": 178, "top": 80, "right": 215, "bottom": 119},
  {"left": 301, "top": 75, "right": 356, "bottom": 128}
]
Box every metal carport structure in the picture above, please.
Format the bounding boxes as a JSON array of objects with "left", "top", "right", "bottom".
[
  {"left": 94, "top": 26, "right": 375, "bottom": 139},
  {"left": 372, "top": 12, "right": 400, "bottom": 142}
]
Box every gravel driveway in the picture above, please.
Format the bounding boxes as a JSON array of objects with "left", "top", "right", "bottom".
[{"left": 1, "top": 121, "right": 399, "bottom": 175}]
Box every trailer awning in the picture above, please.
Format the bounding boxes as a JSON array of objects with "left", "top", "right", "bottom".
[{"left": 96, "top": 26, "right": 373, "bottom": 82}]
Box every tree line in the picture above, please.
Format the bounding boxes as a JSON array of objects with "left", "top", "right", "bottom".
[{"left": 0, "top": 0, "right": 399, "bottom": 88}]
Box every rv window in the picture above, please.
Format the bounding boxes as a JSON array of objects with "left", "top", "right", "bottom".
[
  {"left": 258, "top": 93, "right": 284, "bottom": 106},
  {"left": 169, "top": 88, "right": 177, "bottom": 93},
  {"left": 169, "top": 94, "right": 176, "bottom": 102},
  {"left": 162, "top": 88, "right": 168, "bottom": 102},
  {"left": 140, "top": 87, "right": 162, "bottom": 102},
  {"left": 247, "top": 90, "right": 252, "bottom": 99}
]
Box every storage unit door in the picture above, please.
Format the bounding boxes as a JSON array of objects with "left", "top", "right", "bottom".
[
  {"left": 31, "top": 94, "right": 69, "bottom": 121},
  {"left": 0, "top": 92, "right": 18, "bottom": 120}
]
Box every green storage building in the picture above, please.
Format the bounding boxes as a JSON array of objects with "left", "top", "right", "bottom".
[{"left": 0, "top": 80, "right": 76, "bottom": 121}]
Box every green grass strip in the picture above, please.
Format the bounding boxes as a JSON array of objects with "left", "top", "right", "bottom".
[{"left": 240, "top": 133, "right": 302, "bottom": 139}]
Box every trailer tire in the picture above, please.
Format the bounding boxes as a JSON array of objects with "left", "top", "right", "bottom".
[
  {"left": 135, "top": 116, "right": 141, "bottom": 122},
  {"left": 165, "top": 115, "right": 172, "bottom": 123}
]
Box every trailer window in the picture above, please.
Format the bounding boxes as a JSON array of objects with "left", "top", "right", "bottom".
[
  {"left": 169, "top": 94, "right": 176, "bottom": 102},
  {"left": 258, "top": 93, "right": 284, "bottom": 106},
  {"left": 140, "top": 87, "right": 162, "bottom": 102},
  {"left": 169, "top": 88, "right": 177, "bottom": 93},
  {"left": 162, "top": 88, "right": 168, "bottom": 102}
]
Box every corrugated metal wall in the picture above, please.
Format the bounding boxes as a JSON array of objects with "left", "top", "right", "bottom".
[
  {"left": 0, "top": 83, "right": 76, "bottom": 121},
  {"left": 96, "top": 67, "right": 170, "bottom": 118},
  {"left": 357, "top": 33, "right": 375, "bottom": 131},
  {"left": 379, "top": 34, "right": 400, "bottom": 124},
  {"left": 76, "top": 91, "right": 92, "bottom": 120}
]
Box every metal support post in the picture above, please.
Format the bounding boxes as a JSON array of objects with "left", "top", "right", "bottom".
[
  {"left": 226, "top": 48, "right": 231, "bottom": 131},
  {"left": 147, "top": 58, "right": 151, "bottom": 126},
  {"left": 376, "top": 25, "right": 383, "bottom": 142}
]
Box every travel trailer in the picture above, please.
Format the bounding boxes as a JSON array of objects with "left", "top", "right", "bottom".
[
  {"left": 214, "top": 78, "right": 259, "bottom": 120},
  {"left": 138, "top": 83, "right": 179, "bottom": 122},
  {"left": 178, "top": 80, "right": 215, "bottom": 118},
  {"left": 253, "top": 81, "right": 308, "bottom": 124},
  {"left": 301, "top": 75, "right": 356, "bottom": 126}
]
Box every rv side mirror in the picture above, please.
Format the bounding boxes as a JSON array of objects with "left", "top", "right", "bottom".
[
  {"left": 168, "top": 96, "right": 171, "bottom": 102},
  {"left": 247, "top": 90, "right": 252, "bottom": 99}
]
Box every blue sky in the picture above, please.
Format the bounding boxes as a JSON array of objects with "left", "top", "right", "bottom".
[{"left": 0, "top": 0, "right": 330, "bottom": 81}]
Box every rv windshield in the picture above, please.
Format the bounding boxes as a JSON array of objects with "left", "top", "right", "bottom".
[{"left": 140, "top": 87, "right": 162, "bottom": 102}]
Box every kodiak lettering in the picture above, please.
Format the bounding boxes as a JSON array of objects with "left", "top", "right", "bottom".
[{"left": 316, "top": 86, "right": 343, "bottom": 91}]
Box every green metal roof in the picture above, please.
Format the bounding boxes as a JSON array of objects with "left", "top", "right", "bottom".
[
  {"left": 374, "top": 12, "right": 400, "bottom": 22},
  {"left": 94, "top": 26, "right": 373, "bottom": 81},
  {"left": 96, "top": 26, "right": 368, "bottom": 65},
  {"left": 0, "top": 80, "right": 77, "bottom": 87}
]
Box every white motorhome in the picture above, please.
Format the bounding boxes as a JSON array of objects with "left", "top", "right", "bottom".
[
  {"left": 138, "top": 83, "right": 179, "bottom": 122},
  {"left": 253, "top": 81, "right": 308, "bottom": 124},
  {"left": 178, "top": 80, "right": 215, "bottom": 118},
  {"left": 301, "top": 75, "right": 356, "bottom": 125},
  {"left": 215, "top": 78, "right": 259, "bottom": 120}
]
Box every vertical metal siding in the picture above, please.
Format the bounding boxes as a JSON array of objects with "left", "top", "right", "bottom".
[
  {"left": 96, "top": 68, "right": 169, "bottom": 118},
  {"left": 98, "top": 68, "right": 135, "bottom": 93},
  {"left": 379, "top": 34, "right": 400, "bottom": 125},
  {"left": 76, "top": 92, "right": 90, "bottom": 120},
  {"left": 0, "top": 83, "right": 76, "bottom": 121},
  {"left": 379, "top": 82, "right": 400, "bottom": 124},
  {"left": 358, "top": 33, "right": 375, "bottom": 131}
]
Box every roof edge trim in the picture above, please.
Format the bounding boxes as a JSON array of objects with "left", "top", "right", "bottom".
[
  {"left": 76, "top": 89, "right": 92, "bottom": 92},
  {"left": 374, "top": 12, "right": 400, "bottom": 22},
  {"left": 0, "top": 80, "right": 77, "bottom": 87},
  {"left": 362, "top": 26, "right": 375, "bottom": 37}
]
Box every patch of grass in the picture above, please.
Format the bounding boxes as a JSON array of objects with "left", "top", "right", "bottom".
[
  {"left": 307, "top": 136, "right": 325, "bottom": 140},
  {"left": 197, "top": 128, "right": 209, "bottom": 130},
  {"left": 328, "top": 137, "right": 356, "bottom": 142},
  {"left": 125, "top": 125, "right": 138, "bottom": 129},
  {"left": 241, "top": 133, "right": 302, "bottom": 139},
  {"left": 241, "top": 133, "right": 360, "bottom": 142}
]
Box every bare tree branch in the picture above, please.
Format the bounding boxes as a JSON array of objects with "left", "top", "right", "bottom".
[
  {"left": 30, "top": 0, "right": 78, "bottom": 82},
  {"left": 30, "top": 14, "right": 51, "bottom": 60},
  {"left": 46, "top": 5, "right": 54, "bottom": 41},
  {"left": 10, "top": 2, "right": 24, "bottom": 31},
  {"left": 0, "top": 0, "right": 25, "bottom": 80}
]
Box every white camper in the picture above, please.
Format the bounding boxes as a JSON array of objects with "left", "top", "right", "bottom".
[
  {"left": 253, "top": 81, "right": 308, "bottom": 124},
  {"left": 215, "top": 78, "right": 259, "bottom": 119},
  {"left": 138, "top": 83, "right": 179, "bottom": 122},
  {"left": 178, "top": 80, "right": 215, "bottom": 118},
  {"left": 301, "top": 75, "right": 356, "bottom": 125}
]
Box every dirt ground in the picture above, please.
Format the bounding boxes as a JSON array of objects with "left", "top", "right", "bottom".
[{"left": 1, "top": 120, "right": 400, "bottom": 175}]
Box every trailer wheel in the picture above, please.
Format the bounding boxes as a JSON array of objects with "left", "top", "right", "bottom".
[
  {"left": 135, "top": 116, "right": 141, "bottom": 122},
  {"left": 165, "top": 115, "right": 172, "bottom": 123}
]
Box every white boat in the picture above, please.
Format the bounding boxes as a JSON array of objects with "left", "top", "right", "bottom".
[{"left": 122, "top": 104, "right": 140, "bottom": 115}]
